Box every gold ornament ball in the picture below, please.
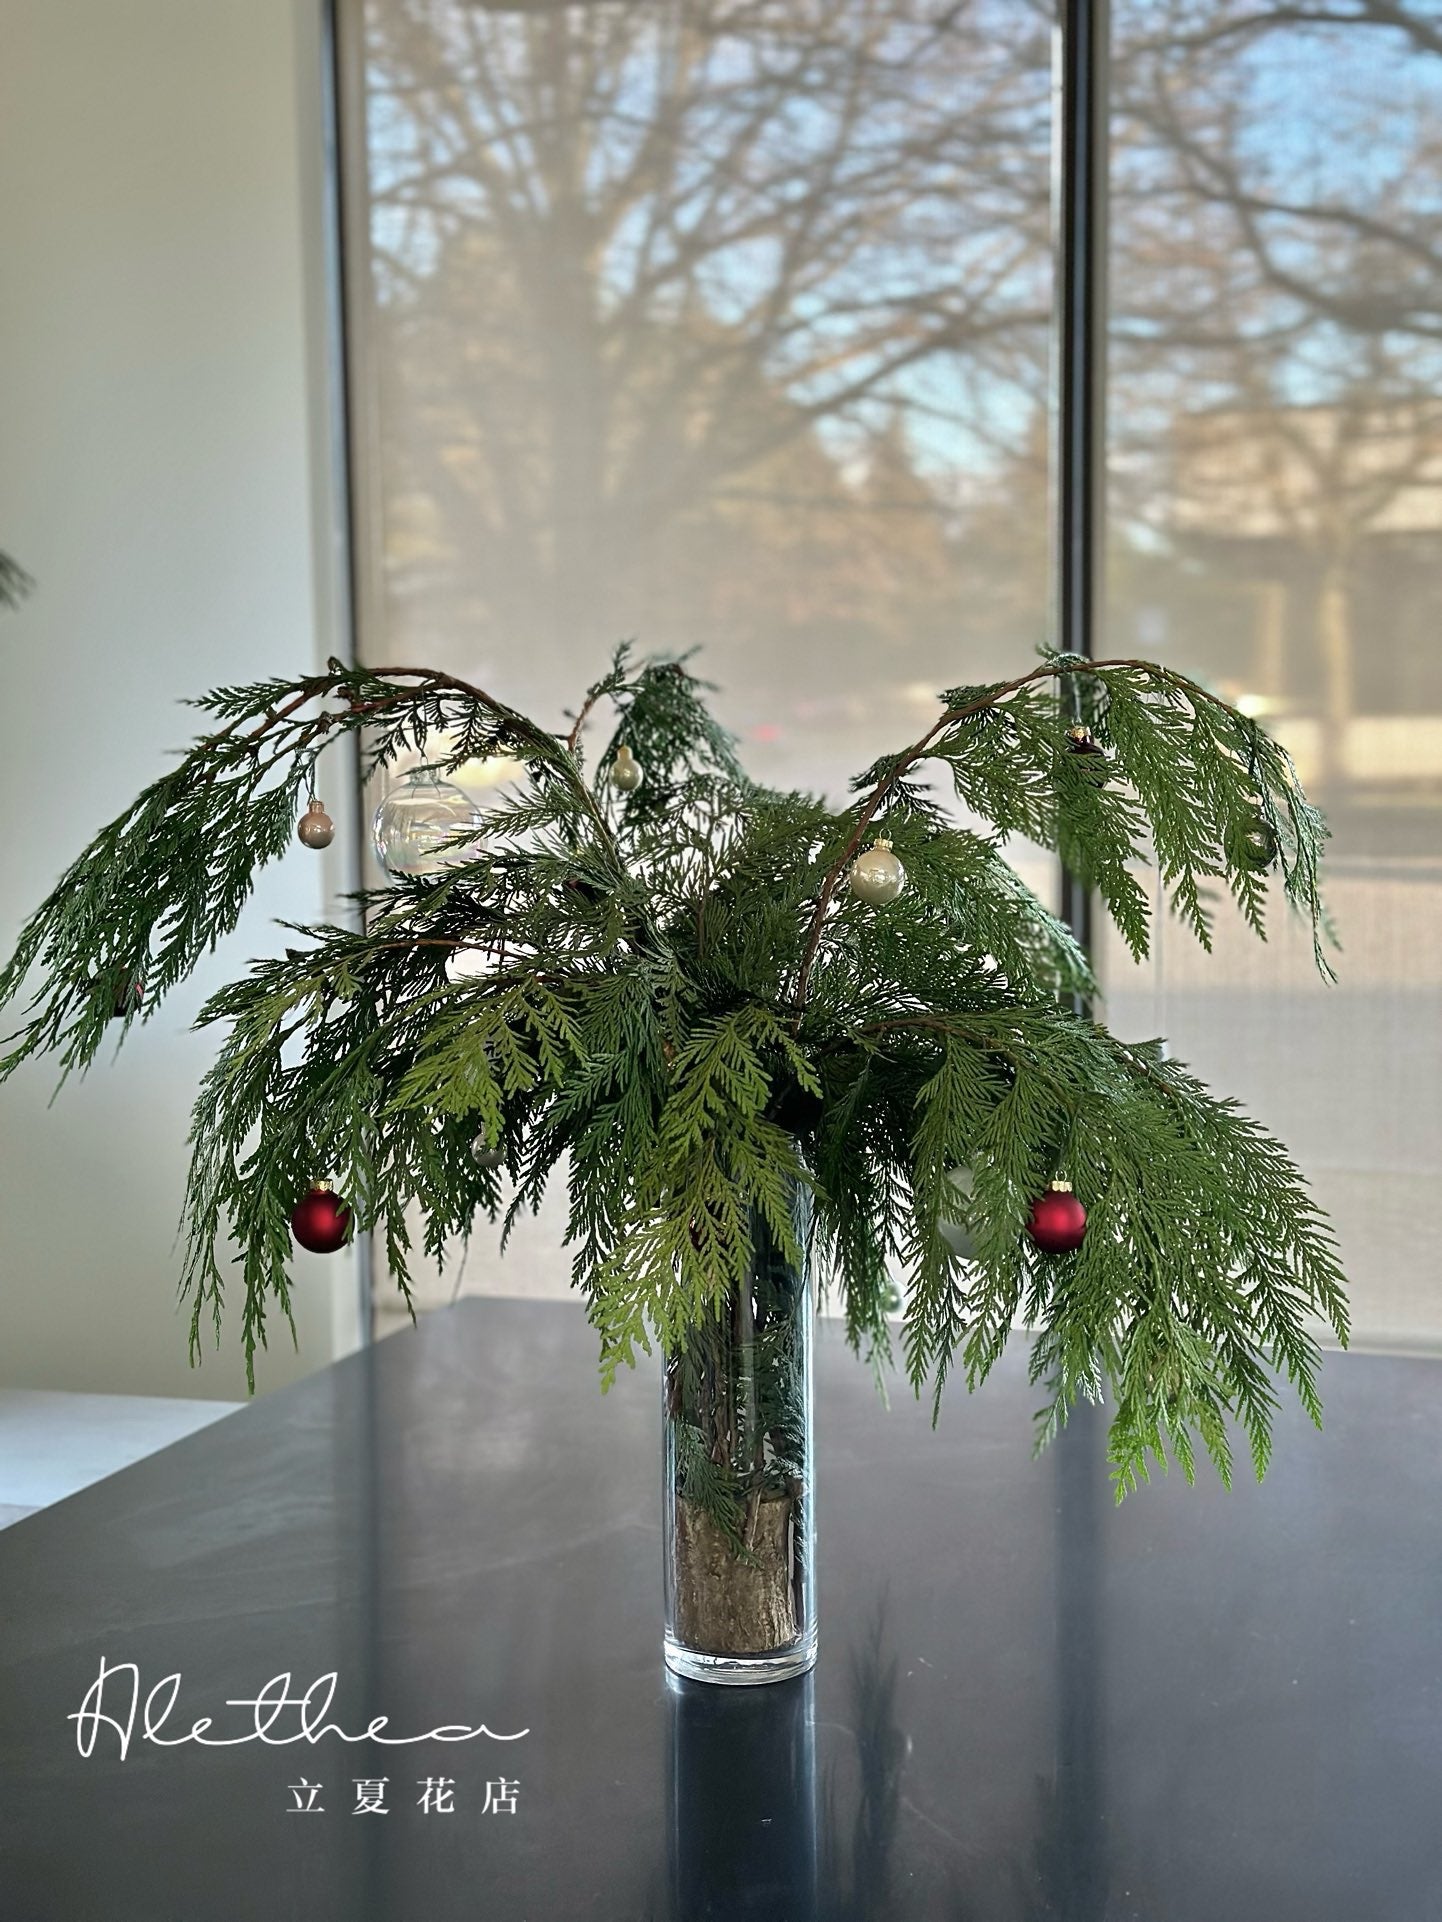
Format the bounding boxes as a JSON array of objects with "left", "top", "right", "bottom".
[
  {"left": 610, "top": 744, "right": 644, "bottom": 793},
  {"left": 297, "top": 798, "right": 335, "bottom": 849},
  {"left": 849, "top": 838, "right": 906, "bottom": 905}
]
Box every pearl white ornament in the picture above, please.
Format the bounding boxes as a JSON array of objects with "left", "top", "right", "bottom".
[
  {"left": 849, "top": 837, "right": 906, "bottom": 905},
  {"left": 297, "top": 797, "right": 335, "bottom": 849},
  {"left": 610, "top": 744, "right": 644, "bottom": 793},
  {"left": 372, "top": 768, "right": 484, "bottom": 879}
]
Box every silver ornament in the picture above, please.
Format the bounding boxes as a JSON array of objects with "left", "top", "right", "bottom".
[
  {"left": 297, "top": 797, "right": 335, "bottom": 849},
  {"left": 610, "top": 744, "right": 644, "bottom": 793},
  {"left": 470, "top": 1133, "right": 505, "bottom": 1170},
  {"left": 849, "top": 837, "right": 906, "bottom": 905}
]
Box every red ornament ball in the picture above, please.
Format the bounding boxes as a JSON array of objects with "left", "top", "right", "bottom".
[
  {"left": 1028, "top": 1182, "right": 1087, "bottom": 1254},
  {"left": 290, "top": 1183, "right": 352, "bottom": 1254}
]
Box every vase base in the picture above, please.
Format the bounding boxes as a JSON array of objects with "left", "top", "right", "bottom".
[{"left": 663, "top": 1626, "right": 817, "bottom": 1687}]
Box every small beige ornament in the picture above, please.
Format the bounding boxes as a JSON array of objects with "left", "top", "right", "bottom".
[
  {"left": 610, "top": 743, "right": 644, "bottom": 793},
  {"left": 297, "top": 796, "right": 335, "bottom": 849},
  {"left": 849, "top": 837, "right": 906, "bottom": 905}
]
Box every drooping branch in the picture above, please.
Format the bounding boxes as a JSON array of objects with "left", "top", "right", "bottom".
[
  {"left": 790, "top": 655, "right": 1326, "bottom": 1016},
  {"left": 0, "top": 658, "right": 629, "bottom": 1085}
]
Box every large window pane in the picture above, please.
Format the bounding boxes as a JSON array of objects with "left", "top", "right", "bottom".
[
  {"left": 1106, "top": 0, "right": 1442, "bottom": 1346},
  {"left": 347, "top": 0, "right": 1055, "bottom": 784},
  {"left": 343, "top": 0, "right": 1058, "bottom": 1304}
]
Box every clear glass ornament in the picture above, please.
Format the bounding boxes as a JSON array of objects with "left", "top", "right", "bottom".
[{"left": 371, "top": 767, "right": 484, "bottom": 879}]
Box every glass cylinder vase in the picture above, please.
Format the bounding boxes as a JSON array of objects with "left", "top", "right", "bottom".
[{"left": 662, "top": 1183, "right": 816, "bottom": 1685}]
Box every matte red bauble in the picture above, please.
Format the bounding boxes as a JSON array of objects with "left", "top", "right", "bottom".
[
  {"left": 290, "top": 1183, "right": 352, "bottom": 1254},
  {"left": 1028, "top": 1181, "right": 1087, "bottom": 1254}
]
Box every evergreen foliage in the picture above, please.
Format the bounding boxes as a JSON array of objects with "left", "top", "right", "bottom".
[{"left": 0, "top": 647, "right": 1347, "bottom": 1495}]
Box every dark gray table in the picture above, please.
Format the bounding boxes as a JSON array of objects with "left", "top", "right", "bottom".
[{"left": 1, "top": 1299, "right": 1439, "bottom": 1921}]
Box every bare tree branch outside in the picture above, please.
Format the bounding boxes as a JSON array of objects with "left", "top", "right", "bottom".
[
  {"left": 1106, "top": 0, "right": 1442, "bottom": 1346},
  {"left": 344, "top": 0, "right": 1442, "bottom": 1343},
  {"left": 355, "top": 0, "right": 1055, "bottom": 786}
]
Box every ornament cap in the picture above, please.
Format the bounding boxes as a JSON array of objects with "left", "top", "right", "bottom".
[
  {"left": 1049, "top": 1178, "right": 1072, "bottom": 1192},
  {"left": 310, "top": 1180, "right": 332, "bottom": 1194}
]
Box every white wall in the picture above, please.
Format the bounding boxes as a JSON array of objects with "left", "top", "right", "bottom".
[{"left": 0, "top": 0, "right": 362, "bottom": 1397}]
